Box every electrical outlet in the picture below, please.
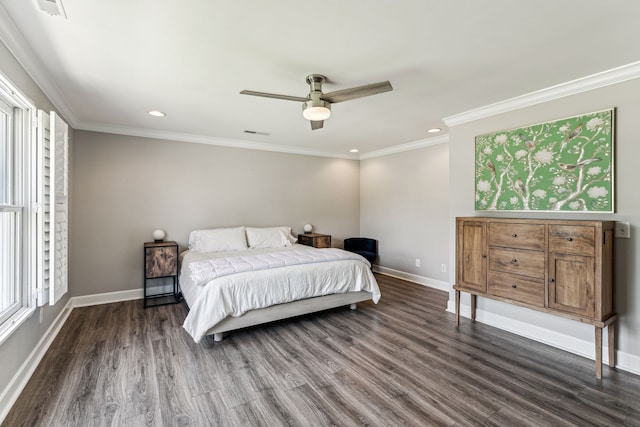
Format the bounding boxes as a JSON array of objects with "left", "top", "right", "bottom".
[
  {"left": 615, "top": 221, "right": 631, "bottom": 238},
  {"left": 415, "top": 259, "right": 420, "bottom": 267},
  {"left": 441, "top": 264, "right": 447, "bottom": 273}
]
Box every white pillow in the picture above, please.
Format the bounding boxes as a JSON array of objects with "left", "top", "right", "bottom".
[
  {"left": 246, "top": 226, "right": 297, "bottom": 249},
  {"left": 188, "top": 227, "right": 248, "bottom": 252}
]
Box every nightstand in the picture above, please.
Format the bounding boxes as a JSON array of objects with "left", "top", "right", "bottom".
[
  {"left": 298, "top": 233, "right": 331, "bottom": 248},
  {"left": 144, "top": 241, "right": 180, "bottom": 308}
]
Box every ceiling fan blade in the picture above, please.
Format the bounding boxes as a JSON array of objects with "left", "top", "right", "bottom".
[
  {"left": 310, "top": 120, "right": 324, "bottom": 130},
  {"left": 240, "top": 90, "right": 307, "bottom": 102},
  {"left": 322, "top": 81, "right": 393, "bottom": 103}
]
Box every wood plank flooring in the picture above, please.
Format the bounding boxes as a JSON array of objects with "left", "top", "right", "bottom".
[{"left": 3, "top": 274, "right": 640, "bottom": 426}]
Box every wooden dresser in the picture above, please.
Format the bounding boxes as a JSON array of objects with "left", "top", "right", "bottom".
[{"left": 453, "top": 217, "right": 617, "bottom": 378}]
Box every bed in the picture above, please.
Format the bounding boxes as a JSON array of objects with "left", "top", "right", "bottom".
[{"left": 179, "top": 226, "right": 381, "bottom": 342}]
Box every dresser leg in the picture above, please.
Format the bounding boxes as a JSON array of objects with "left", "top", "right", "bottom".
[
  {"left": 455, "top": 290, "right": 460, "bottom": 326},
  {"left": 608, "top": 322, "right": 616, "bottom": 368},
  {"left": 595, "top": 326, "right": 603, "bottom": 379},
  {"left": 471, "top": 294, "right": 477, "bottom": 322}
]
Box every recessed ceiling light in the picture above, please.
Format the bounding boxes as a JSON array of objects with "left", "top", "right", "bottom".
[
  {"left": 350, "top": 149, "right": 359, "bottom": 153},
  {"left": 427, "top": 127, "right": 441, "bottom": 133},
  {"left": 148, "top": 110, "right": 166, "bottom": 117}
]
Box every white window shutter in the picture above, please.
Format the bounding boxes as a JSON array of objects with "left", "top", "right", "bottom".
[
  {"left": 50, "top": 112, "right": 68, "bottom": 305},
  {"left": 36, "top": 110, "right": 52, "bottom": 306},
  {"left": 35, "top": 110, "right": 68, "bottom": 306}
]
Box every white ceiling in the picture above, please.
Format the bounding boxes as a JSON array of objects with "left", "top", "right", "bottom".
[{"left": 1, "top": 0, "right": 640, "bottom": 158}]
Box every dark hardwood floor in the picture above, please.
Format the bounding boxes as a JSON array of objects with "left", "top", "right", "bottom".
[{"left": 3, "top": 274, "right": 640, "bottom": 426}]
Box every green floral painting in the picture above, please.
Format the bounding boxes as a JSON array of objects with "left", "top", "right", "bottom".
[{"left": 475, "top": 109, "right": 614, "bottom": 212}]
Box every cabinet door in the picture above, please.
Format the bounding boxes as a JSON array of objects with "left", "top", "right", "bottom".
[
  {"left": 457, "top": 221, "right": 487, "bottom": 292},
  {"left": 548, "top": 253, "right": 595, "bottom": 317},
  {"left": 145, "top": 246, "right": 178, "bottom": 278}
]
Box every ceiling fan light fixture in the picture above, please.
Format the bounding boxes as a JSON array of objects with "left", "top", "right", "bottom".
[
  {"left": 302, "top": 100, "right": 331, "bottom": 121},
  {"left": 241, "top": 74, "right": 392, "bottom": 130}
]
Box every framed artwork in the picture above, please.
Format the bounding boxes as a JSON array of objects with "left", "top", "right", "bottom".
[{"left": 475, "top": 109, "right": 614, "bottom": 212}]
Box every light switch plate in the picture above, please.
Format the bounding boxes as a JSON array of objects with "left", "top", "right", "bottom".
[{"left": 615, "top": 221, "right": 631, "bottom": 238}]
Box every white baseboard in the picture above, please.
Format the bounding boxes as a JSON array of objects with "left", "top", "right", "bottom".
[
  {"left": 71, "top": 284, "right": 176, "bottom": 307},
  {"left": 0, "top": 301, "right": 73, "bottom": 424},
  {"left": 71, "top": 289, "right": 143, "bottom": 307},
  {"left": 446, "top": 300, "right": 640, "bottom": 376},
  {"left": 373, "top": 265, "right": 450, "bottom": 292}
]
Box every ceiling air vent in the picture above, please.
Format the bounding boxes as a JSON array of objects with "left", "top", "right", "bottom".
[{"left": 36, "top": 0, "right": 67, "bottom": 19}]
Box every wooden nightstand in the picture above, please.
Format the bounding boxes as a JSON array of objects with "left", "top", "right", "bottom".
[
  {"left": 298, "top": 233, "right": 331, "bottom": 248},
  {"left": 144, "top": 241, "right": 180, "bottom": 308}
]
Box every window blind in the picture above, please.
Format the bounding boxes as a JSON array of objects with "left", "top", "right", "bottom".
[
  {"left": 36, "top": 110, "right": 68, "bottom": 306},
  {"left": 50, "top": 112, "right": 68, "bottom": 305}
]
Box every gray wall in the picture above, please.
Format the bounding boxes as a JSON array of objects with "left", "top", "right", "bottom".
[
  {"left": 448, "top": 78, "right": 640, "bottom": 364},
  {"left": 0, "top": 41, "right": 72, "bottom": 398},
  {"left": 70, "top": 131, "right": 361, "bottom": 296},
  {"left": 360, "top": 143, "right": 450, "bottom": 282}
]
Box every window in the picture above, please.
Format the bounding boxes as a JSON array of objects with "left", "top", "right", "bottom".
[
  {"left": 0, "top": 73, "right": 69, "bottom": 344},
  {"left": 0, "top": 73, "right": 36, "bottom": 344}
]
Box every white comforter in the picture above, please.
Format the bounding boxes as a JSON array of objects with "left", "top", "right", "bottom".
[{"left": 180, "top": 245, "right": 381, "bottom": 342}]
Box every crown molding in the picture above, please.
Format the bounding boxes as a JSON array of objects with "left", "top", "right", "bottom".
[
  {"left": 76, "top": 122, "right": 360, "bottom": 160},
  {"left": 443, "top": 61, "right": 640, "bottom": 127},
  {"left": 0, "top": 5, "right": 78, "bottom": 127},
  {"left": 359, "top": 134, "right": 449, "bottom": 160}
]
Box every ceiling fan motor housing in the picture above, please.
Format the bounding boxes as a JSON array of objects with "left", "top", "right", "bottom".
[{"left": 306, "top": 74, "right": 326, "bottom": 92}]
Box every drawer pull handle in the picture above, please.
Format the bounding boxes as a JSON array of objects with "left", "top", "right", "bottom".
[
  {"left": 567, "top": 237, "right": 573, "bottom": 241},
  {"left": 511, "top": 284, "right": 517, "bottom": 288},
  {"left": 512, "top": 234, "right": 518, "bottom": 238},
  {"left": 549, "top": 278, "right": 555, "bottom": 283},
  {"left": 511, "top": 258, "right": 518, "bottom": 263}
]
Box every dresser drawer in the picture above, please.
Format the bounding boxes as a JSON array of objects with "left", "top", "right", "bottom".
[
  {"left": 489, "top": 222, "right": 545, "bottom": 250},
  {"left": 488, "top": 247, "right": 545, "bottom": 279},
  {"left": 549, "top": 225, "right": 595, "bottom": 256},
  {"left": 488, "top": 270, "right": 545, "bottom": 307}
]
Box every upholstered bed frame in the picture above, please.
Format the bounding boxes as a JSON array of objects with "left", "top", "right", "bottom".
[{"left": 204, "top": 291, "right": 372, "bottom": 341}]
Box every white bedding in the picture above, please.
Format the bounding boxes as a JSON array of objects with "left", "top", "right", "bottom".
[
  {"left": 180, "top": 244, "right": 381, "bottom": 342},
  {"left": 188, "top": 247, "right": 368, "bottom": 285}
]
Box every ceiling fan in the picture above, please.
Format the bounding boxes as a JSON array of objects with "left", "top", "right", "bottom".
[{"left": 240, "top": 74, "right": 393, "bottom": 130}]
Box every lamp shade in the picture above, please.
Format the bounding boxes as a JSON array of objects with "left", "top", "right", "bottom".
[
  {"left": 153, "top": 229, "right": 166, "bottom": 241},
  {"left": 303, "top": 224, "right": 313, "bottom": 233},
  {"left": 302, "top": 99, "right": 331, "bottom": 121},
  {"left": 302, "top": 106, "right": 331, "bottom": 121}
]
